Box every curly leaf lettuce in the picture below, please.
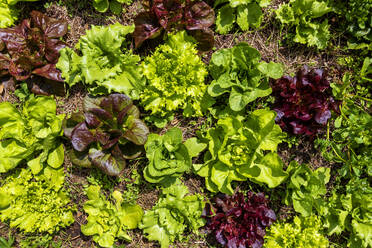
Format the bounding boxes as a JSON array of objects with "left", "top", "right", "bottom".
[
  {"left": 0, "top": 168, "right": 74, "bottom": 233},
  {"left": 276, "top": 0, "right": 332, "bottom": 49},
  {"left": 139, "top": 181, "right": 206, "bottom": 248},
  {"left": 264, "top": 215, "right": 329, "bottom": 248},
  {"left": 0, "top": 96, "right": 65, "bottom": 188},
  {"left": 81, "top": 185, "right": 143, "bottom": 247},
  {"left": 194, "top": 109, "right": 288, "bottom": 194},
  {"left": 57, "top": 23, "right": 144, "bottom": 98},
  {"left": 141, "top": 31, "right": 209, "bottom": 127}
]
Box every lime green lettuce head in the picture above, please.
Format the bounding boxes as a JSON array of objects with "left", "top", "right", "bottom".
[
  {"left": 140, "top": 31, "right": 209, "bottom": 128},
  {"left": 0, "top": 168, "right": 75, "bottom": 234}
]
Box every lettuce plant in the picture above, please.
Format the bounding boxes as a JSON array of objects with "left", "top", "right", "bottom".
[
  {"left": 81, "top": 185, "right": 143, "bottom": 248},
  {"left": 0, "top": 168, "right": 74, "bottom": 234},
  {"left": 215, "top": 0, "right": 271, "bottom": 34},
  {"left": 276, "top": 0, "right": 332, "bottom": 49},
  {"left": 144, "top": 127, "right": 206, "bottom": 185},
  {"left": 204, "top": 191, "right": 276, "bottom": 248},
  {"left": 333, "top": 0, "right": 371, "bottom": 50},
  {"left": 271, "top": 66, "right": 339, "bottom": 136},
  {"left": 0, "top": 96, "right": 65, "bottom": 188},
  {"left": 0, "top": 11, "right": 68, "bottom": 94},
  {"left": 92, "top": 0, "right": 132, "bottom": 14},
  {"left": 141, "top": 31, "right": 209, "bottom": 127},
  {"left": 0, "top": 0, "right": 39, "bottom": 28},
  {"left": 139, "top": 181, "right": 206, "bottom": 248},
  {"left": 133, "top": 0, "right": 215, "bottom": 50},
  {"left": 284, "top": 162, "right": 330, "bottom": 217},
  {"left": 318, "top": 178, "right": 372, "bottom": 248},
  {"left": 264, "top": 215, "right": 329, "bottom": 248},
  {"left": 63, "top": 94, "right": 149, "bottom": 176},
  {"left": 194, "top": 109, "right": 288, "bottom": 195},
  {"left": 208, "top": 42, "right": 283, "bottom": 114},
  {"left": 57, "top": 23, "right": 144, "bottom": 98}
]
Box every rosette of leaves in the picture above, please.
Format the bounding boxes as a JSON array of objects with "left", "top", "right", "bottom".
[
  {"left": 264, "top": 215, "right": 329, "bottom": 248},
  {"left": 208, "top": 42, "right": 283, "bottom": 115},
  {"left": 204, "top": 191, "right": 276, "bottom": 248},
  {"left": 0, "top": 168, "right": 75, "bottom": 234},
  {"left": 133, "top": 0, "right": 215, "bottom": 51},
  {"left": 81, "top": 185, "right": 143, "bottom": 248},
  {"left": 0, "top": 11, "right": 68, "bottom": 95},
  {"left": 63, "top": 94, "right": 149, "bottom": 176},
  {"left": 215, "top": 0, "right": 271, "bottom": 34},
  {"left": 140, "top": 31, "right": 209, "bottom": 128},
  {"left": 276, "top": 0, "right": 333, "bottom": 49},
  {"left": 194, "top": 109, "right": 288, "bottom": 195},
  {"left": 139, "top": 181, "right": 206, "bottom": 248},
  {"left": 57, "top": 23, "right": 144, "bottom": 98},
  {"left": 92, "top": 0, "right": 132, "bottom": 14},
  {"left": 271, "top": 66, "right": 339, "bottom": 136},
  {"left": 144, "top": 127, "right": 206, "bottom": 185},
  {"left": 0, "top": 96, "right": 65, "bottom": 188},
  {"left": 284, "top": 161, "right": 330, "bottom": 217},
  {"left": 317, "top": 178, "right": 372, "bottom": 248},
  {"left": 0, "top": 0, "right": 39, "bottom": 28}
]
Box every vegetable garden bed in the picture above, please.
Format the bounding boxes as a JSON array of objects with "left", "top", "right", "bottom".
[{"left": 0, "top": 0, "right": 371, "bottom": 247}]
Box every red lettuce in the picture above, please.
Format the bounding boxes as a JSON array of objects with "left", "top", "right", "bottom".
[
  {"left": 0, "top": 11, "right": 67, "bottom": 95},
  {"left": 133, "top": 0, "right": 215, "bottom": 51},
  {"left": 271, "top": 66, "right": 339, "bottom": 136},
  {"left": 63, "top": 94, "right": 150, "bottom": 176},
  {"left": 204, "top": 192, "right": 276, "bottom": 248}
]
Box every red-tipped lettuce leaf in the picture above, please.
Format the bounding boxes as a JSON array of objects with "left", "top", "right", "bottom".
[{"left": 63, "top": 94, "right": 149, "bottom": 176}]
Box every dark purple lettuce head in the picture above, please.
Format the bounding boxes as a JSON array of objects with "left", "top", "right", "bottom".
[
  {"left": 63, "top": 94, "right": 150, "bottom": 176},
  {"left": 133, "top": 0, "right": 215, "bottom": 51},
  {"left": 271, "top": 66, "right": 340, "bottom": 136},
  {"left": 204, "top": 192, "right": 276, "bottom": 248},
  {"left": 0, "top": 11, "right": 68, "bottom": 95}
]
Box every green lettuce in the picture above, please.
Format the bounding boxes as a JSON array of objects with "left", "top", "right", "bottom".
[
  {"left": 0, "top": 0, "right": 39, "bottom": 28},
  {"left": 276, "top": 0, "right": 332, "bottom": 49},
  {"left": 140, "top": 31, "right": 209, "bottom": 128},
  {"left": 0, "top": 168, "right": 74, "bottom": 234},
  {"left": 143, "top": 127, "right": 206, "bottom": 185},
  {"left": 264, "top": 215, "right": 329, "bottom": 248},
  {"left": 215, "top": 0, "right": 271, "bottom": 34},
  {"left": 56, "top": 23, "right": 144, "bottom": 98},
  {"left": 284, "top": 161, "right": 330, "bottom": 216},
  {"left": 92, "top": 0, "right": 132, "bottom": 14},
  {"left": 0, "top": 96, "right": 65, "bottom": 188},
  {"left": 318, "top": 178, "right": 372, "bottom": 248},
  {"left": 139, "top": 181, "right": 206, "bottom": 248},
  {"left": 208, "top": 42, "right": 283, "bottom": 115},
  {"left": 194, "top": 109, "right": 288, "bottom": 195},
  {"left": 81, "top": 185, "right": 143, "bottom": 248}
]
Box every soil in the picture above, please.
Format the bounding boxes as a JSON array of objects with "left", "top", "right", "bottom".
[{"left": 0, "top": 0, "right": 356, "bottom": 247}]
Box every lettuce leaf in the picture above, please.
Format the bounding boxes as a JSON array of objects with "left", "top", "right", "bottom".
[
  {"left": 194, "top": 109, "right": 288, "bottom": 194},
  {"left": 0, "top": 96, "right": 65, "bottom": 188},
  {"left": 208, "top": 42, "right": 283, "bottom": 115},
  {"left": 56, "top": 23, "right": 145, "bottom": 98},
  {"left": 0, "top": 168, "right": 74, "bottom": 234},
  {"left": 140, "top": 31, "right": 209, "bottom": 127},
  {"left": 0, "top": 0, "right": 39, "bottom": 28},
  {"left": 139, "top": 181, "right": 205, "bottom": 248},
  {"left": 81, "top": 185, "right": 143, "bottom": 247},
  {"left": 144, "top": 127, "right": 206, "bottom": 185}
]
